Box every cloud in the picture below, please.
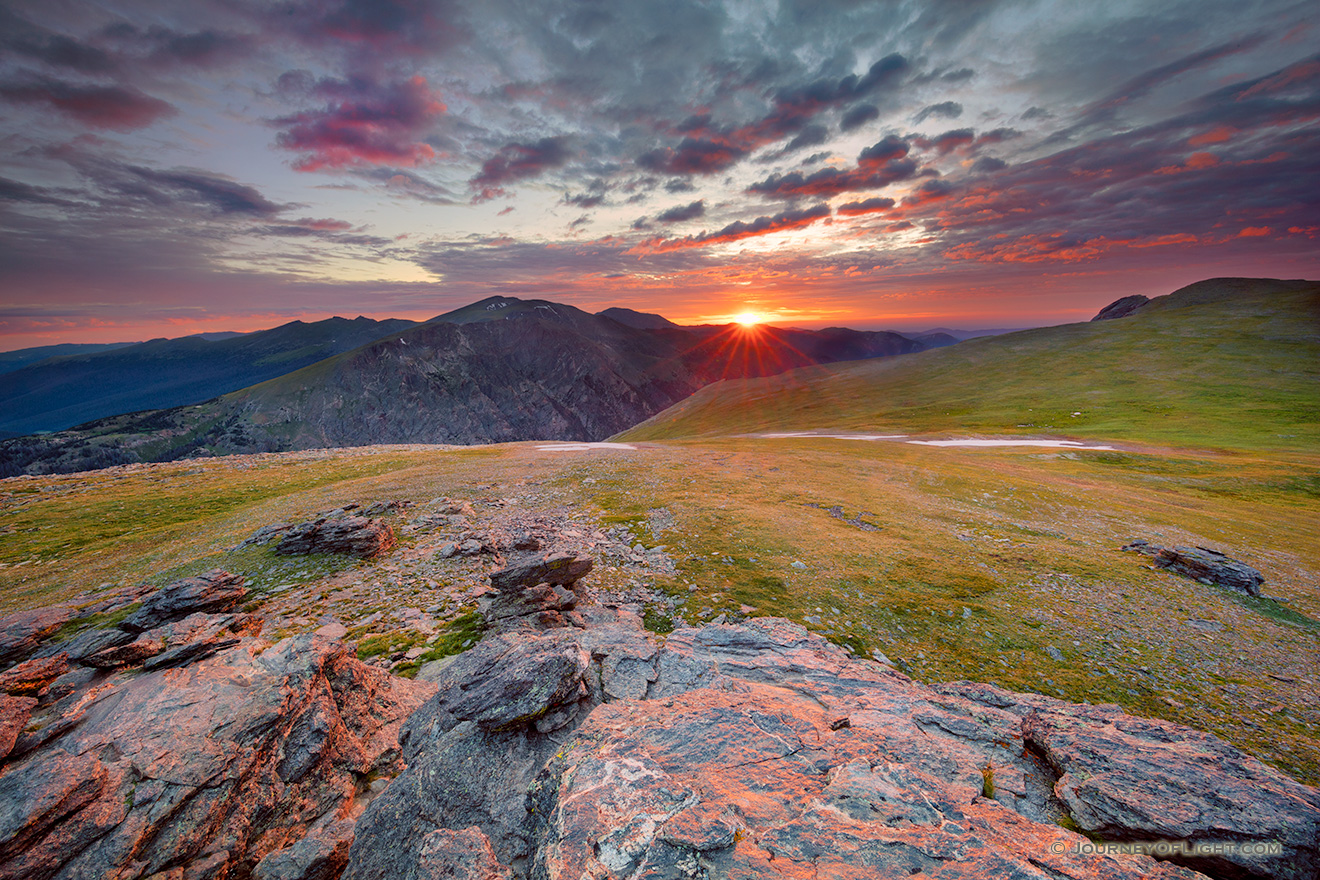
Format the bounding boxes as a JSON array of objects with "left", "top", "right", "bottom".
[
  {"left": 914, "top": 101, "right": 963, "bottom": 124},
  {"left": 913, "top": 128, "right": 975, "bottom": 155},
  {"left": 840, "top": 103, "right": 880, "bottom": 131},
  {"left": 470, "top": 136, "right": 574, "bottom": 200},
  {"left": 836, "top": 196, "right": 895, "bottom": 216},
  {"left": 638, "top": 138, "right": 748, "bottom": 176},
  {"left": 273, "top": 75, "right": 446, "bottom": 172},
  {"left": 275, "top": 0, "right": 468, "bottom": 57},
  {"left": 635, "top": 54, "right": 910, "bottom": 177},
  {"left": 749, "top": 135, "right": 918, "bottom": 199},
  {"left": 0, "top": 8, "right": 115, "bottom": 74},
  {"left": 113, "top": 165, "right": 286, "bottom": 217},
  {"left": 646, "top": 203, "right": 831, "bottom": 251},
  {"left": 655, "top": 200, "right": 705, "bottom": 223},
  {"left": 0, "top": 77, "right": 175, "bottom": 130}
]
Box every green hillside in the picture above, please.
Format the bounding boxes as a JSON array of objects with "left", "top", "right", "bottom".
[{"left": 618, "top": 278, "right": 1320, "bottom": 453}]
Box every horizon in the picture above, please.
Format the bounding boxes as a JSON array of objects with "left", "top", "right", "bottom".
[{"left": 2, "top": 1, "right": 1318, "bottom": 350}]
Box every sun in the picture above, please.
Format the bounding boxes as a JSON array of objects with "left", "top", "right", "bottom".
[{"left": 734, "top": 311, "right": 762, "bottom": 327}]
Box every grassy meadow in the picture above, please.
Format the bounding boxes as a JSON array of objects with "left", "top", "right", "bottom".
[{"left": 1, "top": 279, "right": 1316, "bottom": 784}]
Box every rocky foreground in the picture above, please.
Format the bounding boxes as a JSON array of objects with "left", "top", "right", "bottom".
[{"left": 1, "top": 555, "right": 1318, "bottom": 880}]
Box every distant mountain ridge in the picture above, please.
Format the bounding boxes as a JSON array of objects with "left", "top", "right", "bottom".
[
  {"left": 0, "top": 316, "right": 417, "bottom": 437},
  {"left": 0, "top": 297, "right": 940, "bottom": 475},
  {"left": 0, "top": 342, "right": 139, "bottom": 375}
]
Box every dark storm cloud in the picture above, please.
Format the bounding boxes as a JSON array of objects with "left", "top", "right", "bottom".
[
  {"left": 273, "top": 75, "right": 447, "bottom": 171},
  {"left": 0, "top": 8, "right": 116, "bottom": 74},
  {"left": 913, "top": 128, "right": 974, "bottom": 155},
  {"left": 638, "top": 138, "right": 749, "bottom": 176},
  {"left": 270, "top": 0, "right": 469, "bottom": 57},
  {"left": 0, "top": 77, "right": 176, "bottom": 131},
  {"left": 470, "top": 136, "right": 574, "bottom": 200},
  {"left": 655, "top": 200, "right": 705, "bottom": 223},
  {"left": 836, "top": 196, "right": 895, "bottom": 216},
  {"left": 0, "top": 176, "right": 73, "bottom": 207},
  {"left": 913, "top": 101, "right": 962, "bottom": 124},
  {"left": 648, "top": 203, "right": 831, "bottom": 251},
  {"left": 749, "top": 136, "right": 918, "bottom": 199},
  {"left": 99, "top": 24, "right": 255, "bottom": 70},
  {"left": 104, "top": 166, "right": 286, "bottom": 217},
  {"left": 840, "top": 103, "right": 880, "bottom": 131}
]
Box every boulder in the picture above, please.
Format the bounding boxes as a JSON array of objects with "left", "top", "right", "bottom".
[
  {"left": 1124, "top": 540, "right": 1265, "bottom": 596},
  {"left": 483, "top": 582, "right": 578, "bottom": 627},
  {"left": 489, "top": 552, "right": 592, "bottom": 591},
  {"left": 117, "top": 570, "right": 248, "bottom": 633},
  {"left": 1020, "top": 703, "right": 1320, "bottom": 880},
  {"left": 275, "top": 516, "right": 396, "bottom": 558}
]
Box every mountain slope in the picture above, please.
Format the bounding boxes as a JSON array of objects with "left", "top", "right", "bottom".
[
  {"left": 0, "top": 316, "right": 418, "bottom": 436},
  {"left": 0, "top": 298, "right": 944, "bottom": 473},
  {"left": 618, "top": 277, "right": 1320, "bottom": 453}
]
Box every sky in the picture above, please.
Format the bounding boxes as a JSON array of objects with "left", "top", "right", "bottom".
[{"left": 0, "top": 0, "right": 1317, "bottom": 349}]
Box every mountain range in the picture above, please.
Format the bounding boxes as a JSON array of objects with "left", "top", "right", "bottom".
[{"left": 0, "top": 297, "right": 951, "bottom": 475}]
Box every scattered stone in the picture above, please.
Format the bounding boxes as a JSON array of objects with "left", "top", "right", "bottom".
[
  {"left": 1123, "top": 541, "right": 1265, "bottom": 595},
  {"left": 1046, "top": 645, "right": 1065, "bottom": 662},
  {"left": 276, "top": 516, "right": 397, "bottom": 559},
  {"left": 117, "top": 570, "right": 248, "bottom": 633},
  {"left": 489, "top": 552, "right": 593, "bottom": 591},
  {"left": 1185, "top": 618, "right": 1225, "bottom": 632}
]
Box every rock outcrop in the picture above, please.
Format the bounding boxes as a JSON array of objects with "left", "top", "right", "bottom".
[
  {"left": 5, "top": 573, "right": 1316, "bottom": 880},
  {"left": 1123, "top": 540, "right": 1265, "bottom": 596},
  {"left": 344, "top": 615, "right": 1320, "bottom": 880},
  {"left": 275, "top": 516, "right": 397, "bottom": 559},
  {"left": 117, "top": 569, "right": 248, "bottom": 632},
  {"left": 482, "top": 552, "right": 595, "bottom": 629},
  {"left": 0, "top": 631, "right": 434, "bottom": 880},
  {"left": 1092, "top": 295, "right": 1150, "bottom": 320}
]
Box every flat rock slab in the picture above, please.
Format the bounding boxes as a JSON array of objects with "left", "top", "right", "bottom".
[
  {"left": 0, "top": 606, "right": 78, "bottom": 667},
  {"left": 118, "top": 570, "right": 248, "bottom": 633},
  {"left": 489, "top": 552, "right": 592, "bottom": 591},
  {"left": 346, "top": 617, "right": 1318, "bottom": 880},
  {"left": 275, "top": 516, "right": 397, "bottom": 558},
  {"left": 1124, "top": 541, "right": 1265, "bottom": 596}
]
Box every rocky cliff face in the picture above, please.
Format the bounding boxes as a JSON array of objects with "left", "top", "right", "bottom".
[{"left": 4, "top": 577, "right": 1316, "bottom": 880}]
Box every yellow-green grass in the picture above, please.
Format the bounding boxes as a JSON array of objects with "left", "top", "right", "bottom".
[
  {"left": 617, "top": 284, "right": 1320, "bottom": 454},
  {"left": 1, "top": 436, "right": 1316, "bottom": 784}
]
